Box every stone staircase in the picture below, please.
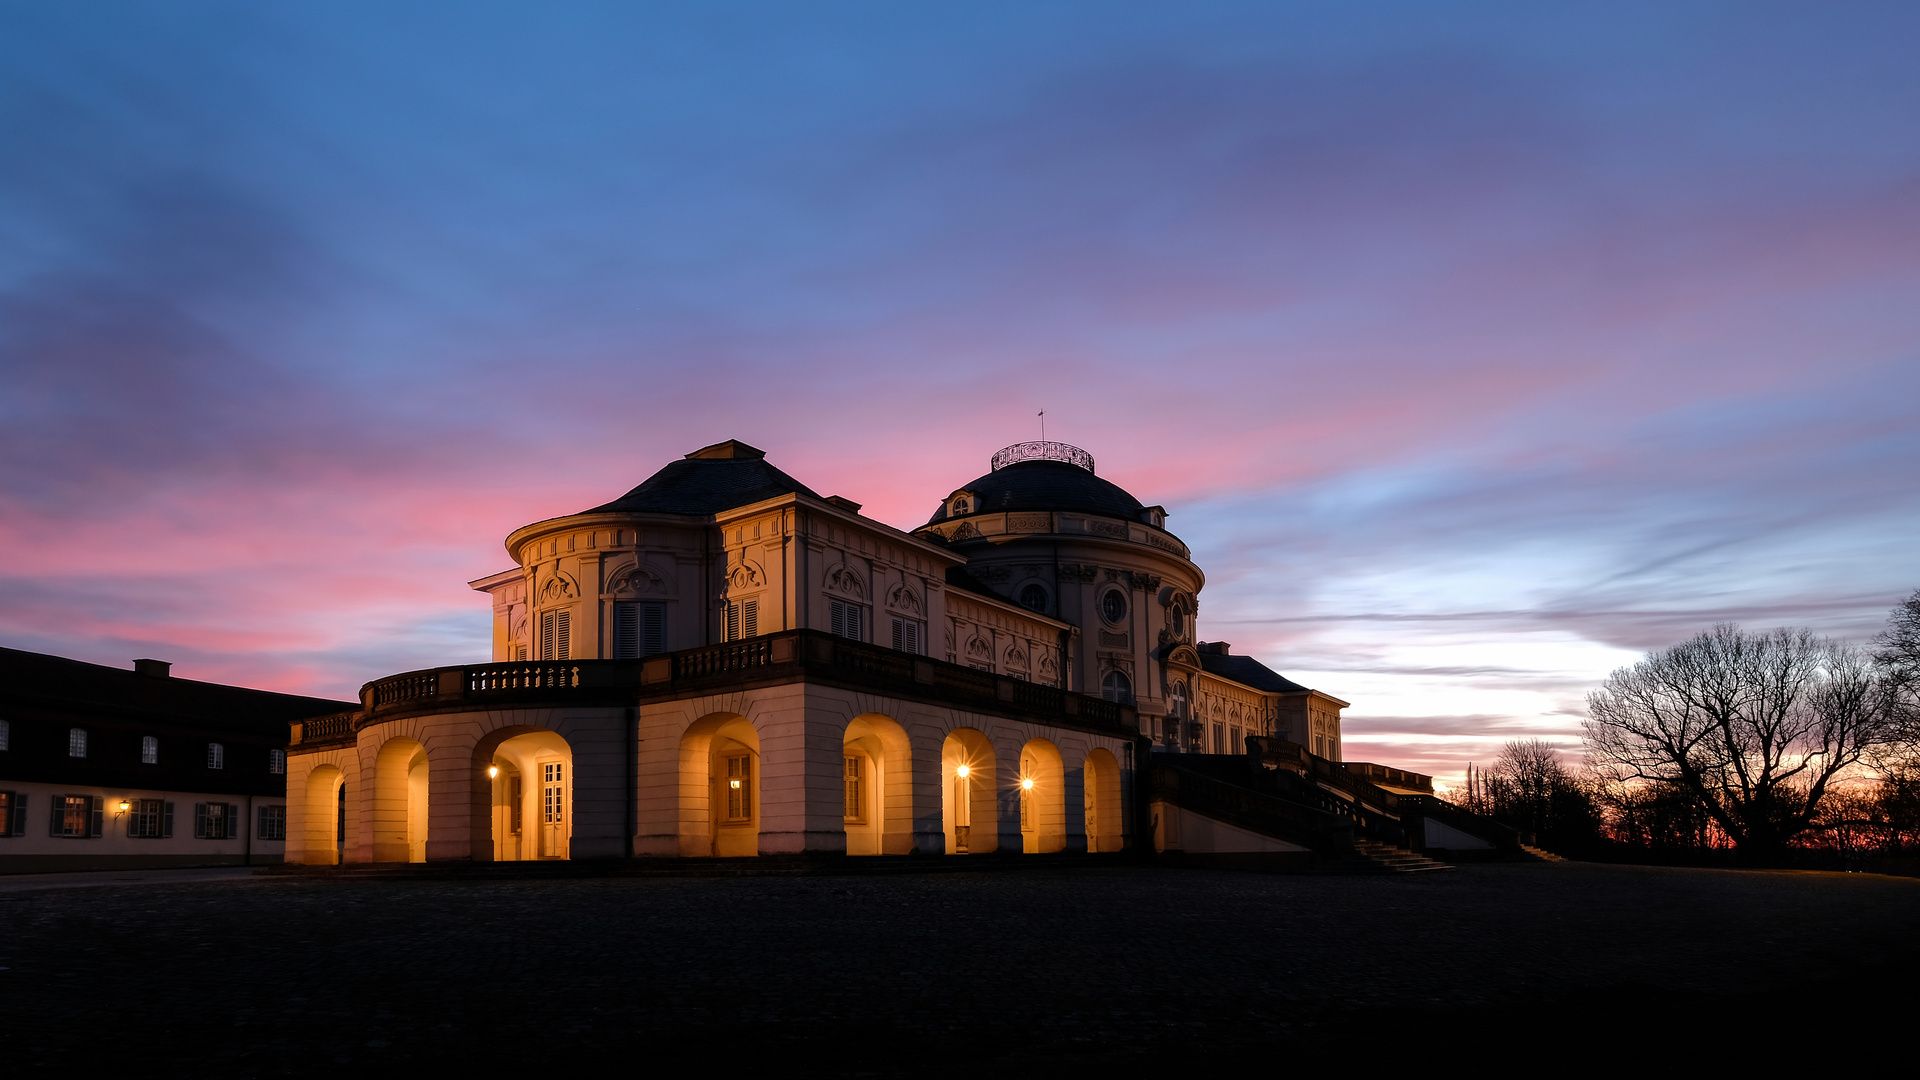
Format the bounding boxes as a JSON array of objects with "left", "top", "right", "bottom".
[
  {"left": 1518, "top": 843, "right": 1567, "bottom": 863},
  {"left": 1341, "top": 839, "right": 1455, "bottom": 875}
]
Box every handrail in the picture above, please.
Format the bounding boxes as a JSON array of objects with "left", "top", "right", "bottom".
[{"left": 329, "top": 629, "right": 1135, "bottom": 740}]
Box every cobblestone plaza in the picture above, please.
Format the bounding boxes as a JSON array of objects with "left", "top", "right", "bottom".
[{"left": 4, "top": 861, "right": 1916, "bottom": 1075}]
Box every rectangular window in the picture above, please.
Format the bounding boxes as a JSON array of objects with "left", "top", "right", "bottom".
[
  {"left": 843, "top": 755, "right": 865, "bottom": 822},
  {"left": 269, "top": 749, "right": 286, "bottom": 775},
  {"left": 258, "top": 804, "right": 286, "bottom": 841},
  {"left": 613, "top": 601, "right": 669, "bottom": 658},
  {"left": 141, "top": 735, "right": 159, "bottom": 764},
  {"left": 129, "top": 799, "right": 173, "bottom": 839},
  {"left": 0, "top": 718, "right": 9, "bottom": 751},
  {"left": 194, "top": 802, "right": 237, "bottom": 840},
  {"left": 1212, "top": 723, "right": 1225, "bottom": 754},
  {"left": 68, "top": 728, "right": 88, "bottom": 758},
  {"left": 207, "top": 742, "right": 225, "bottom": 770},
  {"left": 540, "top": 610, "right": 572, "bottom": 661},
  {"left": 51, "top": 794, "right": 102, "bottom": 838},
  {"left": 725, "top": 754, "right": 751, "bottom": 821},
  {"left": 726, "top": 599, "right": 759, "bottom": 642},
  {"left": 829, "top": 599, "right": 863, "bottom": 642},
  {"left": 889, "top": 616, "right": 922, "bottom": 655},
  {"left": 0, "top": 790, "right": 22, "bottom": 836}
]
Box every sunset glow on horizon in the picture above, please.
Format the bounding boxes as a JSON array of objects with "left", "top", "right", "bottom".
[{"left": 4, "top": 3, "right": 1917, "bottom": 788}]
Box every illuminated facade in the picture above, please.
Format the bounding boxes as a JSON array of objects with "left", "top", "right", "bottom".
[{"left": 282, "top": 440, "right": 1349, "bottom": 864}]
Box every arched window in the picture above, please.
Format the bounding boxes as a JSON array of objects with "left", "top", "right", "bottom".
[
  {"left": 1169, "top": 603, "right": 1186, "bottom": 635},
  {"left": 1018, "top": 584, "right": 1049, "bottom": 613},
  {"left": 1100, "top": 589, "right": 1128, "bottom": 624},
  {"left": 1101, "top": 670, "right": 1132, "bottom": 705},
  {"left": 1168, "top": 679, "right": 1188, "bottom": 718}
]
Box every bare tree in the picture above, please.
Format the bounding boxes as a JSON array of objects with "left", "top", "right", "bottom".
[
  {"left": 1584, "top": 624, "right": 1896, "bottom": 858},
  {"left": 1872, "top": 589, "right": 1920, "bottom": 749}
]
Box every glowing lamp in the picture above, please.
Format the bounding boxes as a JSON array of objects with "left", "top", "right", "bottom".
[
  {"left": 954, "top": 765, "right": 970, "bottom": 779},
  {"left": 487, "top": 766, "right": 500, "bottom": 779},
  {"left": 117, "top": 799, "right": 131, "bottom": 812},
  {"left": 1021, "top": 778, "right": 1035, "bottom": 790},
  {"left": 730, "top": 779, "right": 742, "bottom": 789}
]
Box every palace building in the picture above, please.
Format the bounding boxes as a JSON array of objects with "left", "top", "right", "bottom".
[{"left": 282, "top": 439, "right": 1467, "bottom": 868}]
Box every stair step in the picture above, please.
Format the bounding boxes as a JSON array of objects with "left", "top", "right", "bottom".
[{"left": 1518, "top": 844, "right": 1567, "bottom": 863}]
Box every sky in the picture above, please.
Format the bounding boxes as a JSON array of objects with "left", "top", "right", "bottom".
[{"left": 3, "top": 2, "right": 1917, "bottom": 788}]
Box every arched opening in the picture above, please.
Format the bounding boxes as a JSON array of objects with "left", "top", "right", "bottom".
[
  {"left": 842, "top": 714, "right": 912, "bottom": 856},
  {"left": 474, "top": 728, "right": 574, "bottom": 861},
  {"left": 1084, "top": 748, "right": 1123, "bottom": 853},
  {"left": 677, "top": 714, "right": 761, "bottom": 857},
  {"left": 1101, "top": 670, "right": 1133, "bottom": 705},
  {"left": 1018, "top": 738, "right": 1066, "bottom": 854},
  {"left": 940, "top": 728, "right": 997, "bottom": 854},
  {"left": 372, "top": 736, "right": 427, "bottom": 863},
  {"left": 297, "top": 764, "right": 344, "bottom": 865}
]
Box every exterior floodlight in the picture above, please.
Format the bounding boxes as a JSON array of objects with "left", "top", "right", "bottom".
[
  {"left": 487, "top": 765, "right": 500, "bottom": 779},
  {"left": 955, "top": 765, "right": 970, "bottom": 778},
  {"left": 1021, "top": 778, "right": 1035, "bottom": 790}
]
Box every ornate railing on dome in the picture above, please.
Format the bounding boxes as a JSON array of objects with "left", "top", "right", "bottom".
[{"left": 990, "top": 441, "right": 1096, "bottom": 473}]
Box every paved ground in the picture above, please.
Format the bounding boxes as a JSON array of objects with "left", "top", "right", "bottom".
[{"left": 2, "top": 861, "right": 1915, "bottom": 1076}]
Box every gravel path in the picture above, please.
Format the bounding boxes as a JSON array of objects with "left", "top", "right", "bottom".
[{"left": 2, "top": 861, "right": 1914, "bottom": 1075}]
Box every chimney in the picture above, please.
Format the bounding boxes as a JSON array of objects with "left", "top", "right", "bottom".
[
  {"left": 134, "top": 658, "right": 172, "bottom": 678},
  {"left": 1197, "top": 642, "right": 1231, "bottom": 655}
]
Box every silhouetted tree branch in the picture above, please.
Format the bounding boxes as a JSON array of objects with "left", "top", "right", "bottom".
[{"left": 1583, "top": 624, "right": 1897, "bottom": 859}]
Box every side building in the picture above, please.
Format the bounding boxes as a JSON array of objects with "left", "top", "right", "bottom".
[{"left": 0, "top": 648, "right": 355, "bottom": 873}]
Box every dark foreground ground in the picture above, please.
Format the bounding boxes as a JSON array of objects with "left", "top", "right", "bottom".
[{"left": 3, "top": 861, "right": 1916, "bottom": 1076}]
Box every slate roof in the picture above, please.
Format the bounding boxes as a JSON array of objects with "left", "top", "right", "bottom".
[
  {"left": 1198, "top": 652, "right": 1311, "bottom": 694},
  {"left": 927, "top": 459, "right": 1147, "bottom": 525},
  {"left": 583, "top": 440, "right": 822, "bottom": 517},
  {"left": 0, "top": 646, "right": 356, "bottom": 735}
]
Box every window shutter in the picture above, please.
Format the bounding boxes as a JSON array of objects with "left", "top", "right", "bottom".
[
  {"left": 540, "top": 612, "right": 555, "bottom": 660},
  {"left": 229, "top": 804, "right": 241, "bottom": 840},
  {"left": 163, "top": 802, "right": 174, "bottom": 838},
  {"left": 891, "top": 616, "right": 903, "bottom": 651},
  {"left": 726, "top": 602, "right": 740, "bottom": 642},
  {"left": 90, "top": 796, "right": 104, "bottom": 838},
  {"left": 848, "top": 604, "right": 861, "bottom": 642},
  {"left": 613, "top": 602, "right": 639, "bottom": 659},
  {"left": 641, "top": 602, "right": 666, "bottom": 656},
  {"left": 831, "top": 601, "right": 846, "bottom": 639},
  {"left": 194, "top": 803, "right": 208, "bottom": 840},
  {"left": 555, "top": 610, "right": 571, "bottom": 660},
  {"left": 742, "top": 600, "right": 758, "bottom": 638},
  {"left": 50, "top": 794, "right": 62, "bottom": 837}
]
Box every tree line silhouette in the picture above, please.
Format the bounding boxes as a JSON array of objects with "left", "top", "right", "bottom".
[{"left": 1460, "top": 589, "right": 1920, "bottom": 868}]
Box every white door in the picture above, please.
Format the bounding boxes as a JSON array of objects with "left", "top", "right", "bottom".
[{"left": 540, "top": 761, "right": 565, "bottom": 858}]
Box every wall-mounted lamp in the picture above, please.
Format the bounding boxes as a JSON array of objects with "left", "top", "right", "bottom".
[
  {"left": 729, "top": 779, "right": 742, "bottom": 790},
  {"left": 1020, "top": 778, "right": 1035, "bottom": 791},
  {"left": 487, "top": 766, "right": 500, "bottom": 779},
  {"left": 116, "top": 798, "right": 131, "bottom": 814},
  {"left": 954, "top": 765, "right": 970, "bottom": 779}
]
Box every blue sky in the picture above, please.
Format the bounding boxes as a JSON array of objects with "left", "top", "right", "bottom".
[{"left": 3, "top": 2, "right": 1917, "bottom": 784}]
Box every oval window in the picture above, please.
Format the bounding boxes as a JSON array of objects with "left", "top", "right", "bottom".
[
  {"left": 1018, "top": 584, "right": 1049, "bottom": 613},
  {"left": 1100, "top": 589, "right": 1128, "bottom": 624}
]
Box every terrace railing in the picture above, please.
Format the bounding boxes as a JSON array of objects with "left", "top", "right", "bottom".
[{"left": 298, "top": 629, "right": 1137, "bottom": 746}]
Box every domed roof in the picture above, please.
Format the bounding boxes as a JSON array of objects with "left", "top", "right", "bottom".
[
  {"left": 582, "top": 439, "right": 821, "bottom": 516},
  {"left": 926, "top": 443, "right": 1147, "bottom": 525}
]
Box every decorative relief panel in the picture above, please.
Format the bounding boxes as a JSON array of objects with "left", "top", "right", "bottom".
[
  {"left": 1058, "top": 563, "right": 1100, "bottom": 582},
  {"left": 1004, "top": 641, "right": 1029, "bottom": 670},
  {"left": 885, "top": 581, "right": 921, "bottom": 615},
  {"left": 538, "top": 572, "right": 578, "bottom": 605},
  {"left": 1098, "top": 631, "right": 1130, "bottom": 649},
  {"left": 825, "top": 563, "right": 866, "bottom": 598},
  {"left": 604, "top": 561, "right": 671, "bottom": 596},
  {"left": 1086, "top": 520, "right": 1128, "bottom": 538},
  {"left": 1007, "top": 513, "right": 1050, "bottom": 533}
]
